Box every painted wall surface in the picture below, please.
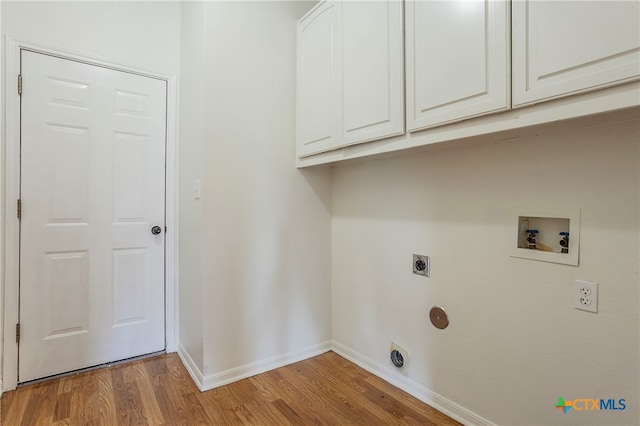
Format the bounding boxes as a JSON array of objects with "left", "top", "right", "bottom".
[
  {"left": 1, "top": 1, "right": 181, "bottom": 75},
  {"left": 331, "top": 110, "right": 639, "bottom": 425},
  {"left": 178, "top": 1, "right": 205, "bottom": 373},
  {"left": 180, "top": 1, "right": 331, "bottom": 378}
]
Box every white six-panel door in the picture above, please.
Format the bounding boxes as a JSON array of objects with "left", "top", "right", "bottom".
[{"left": 19, "top": 50, "right": 166, "bottom": 382}]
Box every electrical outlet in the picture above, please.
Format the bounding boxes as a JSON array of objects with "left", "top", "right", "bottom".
[
  {"left": 412, "top": 254, "right": 430, "bottom": 277},
  {"left": 390, "top": 342, "right": 408, "bottom": 368},
  {"left": 575, "top": 280, "right": 598, "bottom": 313}
]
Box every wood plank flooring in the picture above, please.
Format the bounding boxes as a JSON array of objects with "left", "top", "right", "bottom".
[{"left": 1, "top": 351, "right": 461, "bottom": 425}]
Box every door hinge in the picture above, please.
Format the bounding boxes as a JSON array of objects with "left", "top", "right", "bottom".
[
  {"left": 18, "top": 74, "right": 22, "bottom": 95},
  {"left": 17, "top": 199, "right": 22, "bottom": 219},
  {"left": 165, "top": 226, "right": 167, "bottom": 233},
  {"left": 16, "top": 323, "right": 20, "bottom": 343}
]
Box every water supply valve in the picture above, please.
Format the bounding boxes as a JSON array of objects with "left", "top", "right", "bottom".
[
  {"left": 559, "top": 232, "right": 569, "bottom": 254},
  {"left": 525, "top": 229, "right": 539, "bottom": 250}
]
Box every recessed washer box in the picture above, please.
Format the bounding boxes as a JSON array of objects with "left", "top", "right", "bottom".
[{"left": 511, "top": 208, "right": 580, "bottom": 266}]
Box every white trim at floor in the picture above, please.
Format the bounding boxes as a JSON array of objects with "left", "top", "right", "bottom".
[
  {"left": 178, "top": 341, "right": 332, "bottom": 392},
  {"left": 330, "top": 340, "right": 496, "bottom": 426},
  {"left": 176, "top": 339, "right": 494, "bottom": 425}
]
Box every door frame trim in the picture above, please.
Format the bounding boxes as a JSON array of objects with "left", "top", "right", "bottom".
[{"left": 2, "top": 35, "right": 179, "bottom": 391}]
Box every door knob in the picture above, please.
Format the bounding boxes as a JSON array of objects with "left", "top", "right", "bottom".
[{"left": 151, "top": 226, "right": 162, "bottom": 235}]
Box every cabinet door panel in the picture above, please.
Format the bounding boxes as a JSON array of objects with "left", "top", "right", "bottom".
[
  {"left": 297, "top": 2, "right": 340, "bottom": 157},
  {"left": 341, "top": 0, "right": 404, "bottom": 145},
  {"left": 406, "top": 0, "right": 509, "bottom": 132},
  {"left": 513, "top": 1, "right": 640, "bottom": 107}
]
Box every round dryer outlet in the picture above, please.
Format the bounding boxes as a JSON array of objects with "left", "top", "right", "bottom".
[
  {"left": 390, "top": 350, "right": 404, "bottom": 368},
  {"left": 389, "top": 342, "right": 408, "bottom": 368}
]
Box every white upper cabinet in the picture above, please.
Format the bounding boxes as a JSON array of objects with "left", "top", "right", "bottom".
[
  {"left": 297, "top": 0, "right": 404, "bottom": 157},
  {"left": 340, "top": 1, "right": 404, "bottom": 146},
  {"left": 512, "top": 1, "right": 640, "bottom": 107},
  {"left": 297, "top": 0, "right": 640, "bottom": 166},
  {"left": 297, "top": 1, "right": 340, "bottom": 157},
  {"left": 406, "top": 0, "right": 510, "bottom": 132}
]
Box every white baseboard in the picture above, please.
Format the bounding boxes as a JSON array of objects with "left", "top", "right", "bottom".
[
  {"left": 330, "top": 340, "right": 495, "bottom": 426},
  {"left": 177, "top": 344, "right": 205, "bottom": 390},
  {"left": 201, "top": 341, "right": 332, "bottom": 391},
  {"left": 177, "top": 341, "right": 332, "bottom": 392},
  {"left": 176, "top": 339, "right": 492, "bottom": 425}
]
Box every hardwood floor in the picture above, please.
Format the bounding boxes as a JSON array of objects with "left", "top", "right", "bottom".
[{"left": 1, "top": 351, "right": 461, "bottom": 425}]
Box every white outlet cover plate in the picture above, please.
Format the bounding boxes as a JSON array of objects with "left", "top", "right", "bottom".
[{"left": 575, "top": 280, "right": 598, "bottom": 313}]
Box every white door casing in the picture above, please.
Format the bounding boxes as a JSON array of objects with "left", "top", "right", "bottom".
[{"left": 19, "top": 50, "right": 166, "bottom": 382}]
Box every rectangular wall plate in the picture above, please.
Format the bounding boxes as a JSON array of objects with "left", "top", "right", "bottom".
[
  {"left": 575, "top": 280, "right": 598, "bottom": 313},
  {"left": 510, "top": 208, "right": 580, "bottom": 266}
]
